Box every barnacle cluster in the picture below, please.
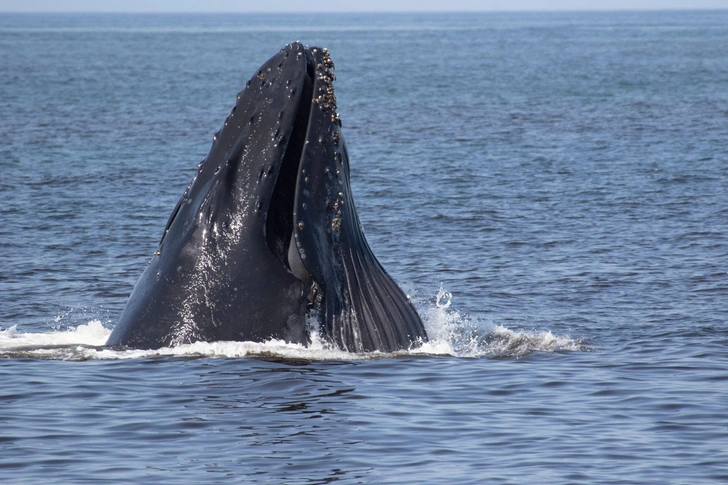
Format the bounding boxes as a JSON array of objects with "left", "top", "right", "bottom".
[{"left": 312, "top": 48, "right": 339, "bottom": 124}]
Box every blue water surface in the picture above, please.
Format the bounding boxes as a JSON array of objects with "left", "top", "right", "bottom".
[{"left": 1, "top": 11, "right": 727, "bottom": 484}]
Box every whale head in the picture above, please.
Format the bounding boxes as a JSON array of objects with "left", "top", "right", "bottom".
[{"left": 107, "top": 42, "right": 427, "bottom": 352}]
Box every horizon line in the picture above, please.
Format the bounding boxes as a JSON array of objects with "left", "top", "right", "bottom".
[{"left": 1, "top": 7, "right": 726, "bottom": 14}]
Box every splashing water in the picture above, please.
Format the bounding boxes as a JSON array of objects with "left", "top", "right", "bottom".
[
  {"left": 414, "top": 286, "right": 587, "bottom": 358},
  {"left": 0, "top": 288, "right": 586, "bottom": 361}
]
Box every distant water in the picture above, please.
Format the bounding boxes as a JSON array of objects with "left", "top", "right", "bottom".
[{"left": 1, "top": 11, "right": 727, "bottom": 484}]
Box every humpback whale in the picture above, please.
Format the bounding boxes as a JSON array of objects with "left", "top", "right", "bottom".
[{"left": 106, "top": 42, "right": 427, "bottom": 352}]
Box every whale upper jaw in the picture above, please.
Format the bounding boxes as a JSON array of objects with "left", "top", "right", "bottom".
[{"left": 106, "top": 43, "right": 427, "bottom": 352}]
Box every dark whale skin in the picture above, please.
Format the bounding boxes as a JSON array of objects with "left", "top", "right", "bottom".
[{"left": 106, "top": 43, "right": 427, "bottom": 352}]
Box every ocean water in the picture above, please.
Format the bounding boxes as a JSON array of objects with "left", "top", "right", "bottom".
[{"left": 1, "top": 10, "right": 727, "bottom": 484}]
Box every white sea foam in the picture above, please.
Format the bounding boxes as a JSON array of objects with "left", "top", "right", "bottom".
[
  {"left": 0, "top": 288, "right": 586, "bottom": 360},
  {"left": 0, "top": 320, "right": 110, "bottom": 348}
]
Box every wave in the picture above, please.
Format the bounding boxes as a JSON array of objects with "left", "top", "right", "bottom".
[{"left": 0, "top": 288, "right": 588, "bottom": 361}]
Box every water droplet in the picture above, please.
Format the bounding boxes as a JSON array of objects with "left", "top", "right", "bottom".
[
  {"left": 298, "top": 221, "right": 304, "bottom": 229},
  {"left": 436, "top": 289, "right": 452, "bottom": 309}
]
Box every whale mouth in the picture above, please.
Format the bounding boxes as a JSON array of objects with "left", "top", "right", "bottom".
[{"left": 265, "top": 53, "right": 316, "bottom": 288}]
